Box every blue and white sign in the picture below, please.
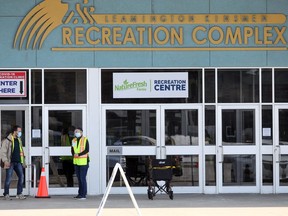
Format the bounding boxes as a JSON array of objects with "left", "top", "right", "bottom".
[
  {"left": 113, "top": 72, "right": 188, "bottom": 98},
  {"left": 0, "top": 71, "right": 26, "bottom": 97}
]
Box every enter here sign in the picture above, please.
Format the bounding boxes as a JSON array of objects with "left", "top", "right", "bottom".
[{"left": 0, "top": 71, "right": 26, "bottom": 97}]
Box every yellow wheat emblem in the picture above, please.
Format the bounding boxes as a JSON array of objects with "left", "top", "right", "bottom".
[{"left": 14, "top": 0, "right": 68, "bottom": 49}]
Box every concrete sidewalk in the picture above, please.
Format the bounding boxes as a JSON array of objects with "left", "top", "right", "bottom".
[{"left": 1, "top": 194, "right": 288, "bottom": 216}]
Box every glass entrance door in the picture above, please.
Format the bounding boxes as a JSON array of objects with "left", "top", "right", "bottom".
[
  {"left": 102, "top": 104, "right": 203, "bottom": 194},
  {"left": 0, "top": 107, "right": 28, "bottom": 196},
  {"left": 275, "top": 106, "right": 288, "bottom": 193},
  {"left": 43, "top": 106, "right": 86, "bottom": 195},
  {"left": 218, "top": 105, "right": 260, "bottom": 193}
]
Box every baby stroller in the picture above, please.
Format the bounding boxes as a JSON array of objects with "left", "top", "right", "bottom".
[{"left": 147, "top": 159, "right": 174, "bottom": 200}]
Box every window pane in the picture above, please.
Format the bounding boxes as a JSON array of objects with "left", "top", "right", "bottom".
[
  {"left": 279, "top": 109, "right": 288, "bottom": 145},
  {"left": 262, "top": 155, "right": 273, "bottom": 185},
  {"left": 48, "top": 110, "right": 82, "bottom": 147},
  {"left": 275, "top": 69, "right": 288, "bottom": 102},
  {"left": 223, "top": 155, "right": 256, "bottom": 186},
  {"left": 261, "top": 69, "right": 272, "bottom": 103},
  {"left": 262, "top": 106, "right": 272, "bottom": 145},
  {"left": 279, "top": 155, "right": 288, "bottom": 186},
  {"left": 1, "top": 110, "right": 26, "bottom": 147},
  {"left": 31, "top": 69, "right": 42, "bottom": 104},
  {"left": 205, "top": 155, "right": 216, "bottom": 186},
  {"left": 205, "top": 69, "right": 215, "bottom": 103},
  {"left": 31, "top": 107, "right": 42, "bottom": 147},
  {"left": 205, "top": 106, "right": 215, "bottom": 145},
  {"left": 106, "top": 110, "right": 156, "bottom": 146},
  {"left": 44, "top": 69, "right": 87, "bottom": 104},
  {"left": 222, "top": 109, "right": 255, "bottom": 145},
  {"left": 218, "top": 69, "right": 259, "bottom": 103},
  {"left": 165, "top": 109, "right": 198, "bottom": 146},
  {"left": 49, "top": 156, "right": 77, "bottom": 188}
]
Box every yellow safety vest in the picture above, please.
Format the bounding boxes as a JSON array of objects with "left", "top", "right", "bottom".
[
  {"left": 73, "top": 137, "right": 88, "bottom": 166},
  {"left": 11, "top": 135, "right": 24, "bottom": 164}
]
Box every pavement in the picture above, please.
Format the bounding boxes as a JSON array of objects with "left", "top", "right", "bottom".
[{"left": 1, "top": 193, "right": 288, "bottom": 216}]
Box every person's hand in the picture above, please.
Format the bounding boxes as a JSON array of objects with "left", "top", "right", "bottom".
[
  {"left": 74, "top": 154, "right": 79, "bottom": 157},
  {"left": 4, "top": 161, "right": 10, "bottom": 169}
]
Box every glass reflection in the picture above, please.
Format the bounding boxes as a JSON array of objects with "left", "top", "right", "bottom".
[
  {"left": 262, "top": 106, "right": 272, "bottom": 145},
  {"left": 222, "top": 109, "right": 255, "bottom": 145},
  {"left": 279, "top": 155, "right": 288, "bottom": 186},
  {"left": 1, "top": 111, "right": 25, "bottom": 146},
  {"left": 279, "top": 110, "right": 288, "bottom": 145},
  {"left": 205, "top": 155, "right": 216, "bottom": 186},
  {"left": 106, "top": 155, "right": 199, "bottom": 187},
  {"left": 205, "top": 106, "right": 216, "bottom": 145},
  {"left": 31, "top": 107, "right": 42, "bottom": 147},
  {"left": 106, "top": 110, "right": 156, "bottom": 146},
  {"left": 218, "top": 69, "right": 259, "bottom": 103},
  {"left": 49, "top": 156, "right": 77, "bottom": 188},
  {"left": 48, "top": 110, "right": 82, "bottom": 147},
  {"left": 222, "top": 155, "right": 256, "bottom": 186},
  {"left": 165, "top": 110, "right": 198, "bottom": 146},
  {"left": 262, "top": 155, "right": 273, "bottom": 185},
  {"left": 31, "top": 156, "right": 42, "bottom": 188}
]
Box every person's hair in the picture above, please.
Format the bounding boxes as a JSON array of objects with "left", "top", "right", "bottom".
[
  {"left": 12, "top": 125, "right": 21, "bottom": 133},
  {"left": 75, "top": 127, "right": 83, "bottom": 132}
]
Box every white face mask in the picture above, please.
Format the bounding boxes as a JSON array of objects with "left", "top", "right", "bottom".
[
  {"left": 75, "top": 132, "right": 81, "bottom": 138},
  {"left": 17, "top": 131, "right": 22, "bottom": 138}
]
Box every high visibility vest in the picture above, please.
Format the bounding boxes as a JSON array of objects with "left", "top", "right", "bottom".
[
  {"left": 73, "top": 137, "right": 88, "bottom": 166},
  {"left": 11, "top": 135, "right": 24, "bottom": 164}
]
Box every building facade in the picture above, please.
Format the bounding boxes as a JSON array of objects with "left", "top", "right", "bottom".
[{"left": 1, "top": 0, "right": 288, "bottom": 195}]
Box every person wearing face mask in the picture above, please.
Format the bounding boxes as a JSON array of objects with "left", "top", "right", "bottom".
[
  {"left": 0, "top": 125, "right": 26, "bottom": 200},
  {"left": 71, "top": 127, "right": 89, "bottom": 200}
]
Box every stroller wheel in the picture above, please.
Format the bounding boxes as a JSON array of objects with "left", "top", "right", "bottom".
[{"left": 169, "top": 191, "right": 173, "bottom": 200}]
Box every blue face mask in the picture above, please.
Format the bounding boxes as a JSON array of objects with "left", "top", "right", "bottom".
[
  {"left": 75, "top": 132, "right": 81, "bottom": 138},
  {"left": 17, "top": 132, "right": 22, "bottom": 138}
]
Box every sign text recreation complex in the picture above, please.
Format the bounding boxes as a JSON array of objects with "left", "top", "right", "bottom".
[{"left": 13, "top": 0, "right": 288, "bottom": 51}]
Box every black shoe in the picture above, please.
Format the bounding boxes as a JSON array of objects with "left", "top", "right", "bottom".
[
  {"left": 74, "top": 195, "right": 81, "bottom": 199},
  {"left": 76, "top": 197, "right": 86, "bottom": 200}
]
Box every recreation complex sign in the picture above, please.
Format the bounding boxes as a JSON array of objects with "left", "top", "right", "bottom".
[{"left": 13, "top": 0, "right": 288, "bottom": 51}]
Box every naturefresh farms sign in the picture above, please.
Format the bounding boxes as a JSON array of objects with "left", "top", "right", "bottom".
[{"left": 113, "top": 73, "right": 188, "bottom": 98}]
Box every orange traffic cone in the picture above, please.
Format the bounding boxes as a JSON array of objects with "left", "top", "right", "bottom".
[{"left": 35, "top": 167, "right": 50, "bottom": 198}]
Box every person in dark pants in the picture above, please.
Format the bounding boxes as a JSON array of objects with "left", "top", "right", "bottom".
[
  {"left": 0, "top": 125, "right": 26, "bottom": 200},
  {"left": 71, "top": 127, "right": 89, "bottom": 200}
]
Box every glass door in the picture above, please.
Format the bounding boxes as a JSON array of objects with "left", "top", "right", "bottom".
[
  {"left": 102, "top": 104, "right": 203, "bottom": 194},
  {"left": 0, "top": 107, "right": 28, "bottom": 196},
  {"left": 217, "top": 105, "right": 260, "bottom": 193},
  {"left": 275, "top": 106, "right": 288, "bottom": 193},
  {"left": 162, "top": 105, "right": 203, "bottom": 193},
  {"left": 43, "top": 106, "right": 86, "bottom": 195}
]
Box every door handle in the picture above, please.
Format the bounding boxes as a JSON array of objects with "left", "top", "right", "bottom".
[
  {"left": 275, "top": 145, "right": 281, "bottom": 163},
  {"left": 218, "top": 146, "right": 223, "bottom": 163},
  {"left": 45, "top": 147, "right": 50, "bottom": 164}
]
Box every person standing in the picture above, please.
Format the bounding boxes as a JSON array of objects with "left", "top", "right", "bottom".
[
  {"left": 0, "top": 125, "right": 26, "bottom": 200},
  {"left": 72, "top": 127, "right": 89, "bottom": 200}
]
